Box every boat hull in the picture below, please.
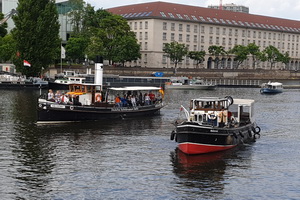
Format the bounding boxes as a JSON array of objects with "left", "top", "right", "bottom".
[
  {"left": 260, "top": 88, "right": 283, "bottom": 94},
  {"left": 174, "top": 123, "right": 258, "bottom": 154},
  {"left": 37, "top": 102, "right": 163, "bottom": 122}
]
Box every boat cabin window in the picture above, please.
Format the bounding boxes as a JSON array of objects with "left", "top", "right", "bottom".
[{"left": 192, "top": 100, "right": 228, "bottom": 110}]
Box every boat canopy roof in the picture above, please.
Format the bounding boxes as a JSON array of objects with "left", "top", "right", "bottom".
[
  {"left": 109, "top": 86, "right": 161, "bottom": 91},
  {"left": 265, "top": 82, "right": 282, "bottom": 86},
  {"left": 232, "top": 99, "right": 254, "bottom": 106},
  {"left": 192, "top": 97, "right": 227, "bottom": 102}
]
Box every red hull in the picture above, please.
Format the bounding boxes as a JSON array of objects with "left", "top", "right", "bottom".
[{"left": 179, "top": 142, "right": 236, "bottom": 155}]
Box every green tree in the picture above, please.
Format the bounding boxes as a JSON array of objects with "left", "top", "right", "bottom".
[
  {"left": 68, "top": 0, "right": 86, "bottom": 35},
  {"left": 163, "top": 41, "right": 188, "bottom": 74},
  {"left": 65, "top": 35, "right": 88, "bottom": 63},
  {"left": 112, "top": 34, "right": 141, "bottom": 66},
  {"left": 0, "top": 12, "right": 8, "bottom": 37},
  {"left": 188, "top": 50, "right": 206, "bottom": 68},
  {"left": 262, "top": 45, "right": 282, "bottom": 69},
  {"left": 0, "top": 34, "right": 16, "bottom": 62},
  {"left": 208, "top": 45, "right": 227, "bottom": 68},
  {"left": 247, "top": 43, "right": 262, "bottom": 69},
  {"left": 12, "top": 0, "right": 60, "bottom": 76},
  {"left": 279, "top": 52, "right": 290, "bottom": 69},
  {"left": 230, "top": 45, "right": 248, "bottom": 69}
]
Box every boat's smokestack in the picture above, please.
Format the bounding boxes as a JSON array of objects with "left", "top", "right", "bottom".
[{"left": 94, "top": 56, "right": 103, "bottom": 85}]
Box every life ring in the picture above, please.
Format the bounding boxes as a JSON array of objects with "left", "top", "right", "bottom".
[
  {"left": 95, "top": 94, "right": 102, "bottom": 102},
  {"left": 70, "top": 106, "right": 74, "bottom": 110},
  {"left": 252, "top": 126, "right": 261, "bottom": 134},
  {"left": 225, "top": 96, "right": 234, "bottom": 105}
]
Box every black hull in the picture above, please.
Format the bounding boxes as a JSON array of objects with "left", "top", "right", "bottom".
[
  {"left": 0, "top": 82, "right": 48, "bottom": 89},
  {"left": 173, "top": 122, "right": 260, "bottom": 154},
  {"left": 37, "top": 103, "right": 163, "bottom": 122}
]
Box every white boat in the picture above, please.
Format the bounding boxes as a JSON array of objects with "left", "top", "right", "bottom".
[
  {"left": 260, "top": 81, "right": 283, "bottom": 94},
  {"left": 48, "top": 76, "right": 86, "bottom": 90},
  {"left": 165, "top": 77, "right": 216, "bottom": 90}
]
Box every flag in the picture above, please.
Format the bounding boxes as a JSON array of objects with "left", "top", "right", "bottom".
[
  {"left": 61, "top": 45, "right": 66, "bottom": 59},
  {"left": 23, "top": 60, "right": 31, "bottom": 67}
]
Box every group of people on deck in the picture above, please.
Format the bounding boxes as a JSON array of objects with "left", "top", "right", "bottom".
[
  {"left": 114, "top": 91, "right": 160, "bottom": 107},
  {"left": 47, "top": 89, "right": 81, "bottom": 105}
]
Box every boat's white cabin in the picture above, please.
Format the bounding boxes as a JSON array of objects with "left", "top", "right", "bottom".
[{"left": 188, "top": 97, "right": 255, "bottom": 127}]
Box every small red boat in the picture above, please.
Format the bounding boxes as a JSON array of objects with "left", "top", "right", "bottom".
[{"left": 171, "top": 96, "right": 261, "bottom": 155}]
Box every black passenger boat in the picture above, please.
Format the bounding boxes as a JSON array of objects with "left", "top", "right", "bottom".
[
  {"left": 37, "top": 61, "right": 164, "bottom": 123},
  {"left": 171, "top": 96, "right": 261, "bottom": 154}
]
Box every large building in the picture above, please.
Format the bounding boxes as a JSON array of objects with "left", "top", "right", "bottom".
[
  {"left": 108, "top": 1, "right": 300, "bottom": 70},
  {"left": 208, "top": 3, "right": 249, "bottom": 14}
]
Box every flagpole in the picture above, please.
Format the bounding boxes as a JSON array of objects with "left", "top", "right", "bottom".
[{"left": 60, "top": 43, "right": 63, "bottom": 74}]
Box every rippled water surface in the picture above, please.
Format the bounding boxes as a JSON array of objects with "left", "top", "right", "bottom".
[{"left": 1, "top": 88, "right": 300, "bottom": 199}]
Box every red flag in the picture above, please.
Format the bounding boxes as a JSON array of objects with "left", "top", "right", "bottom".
[{"left": 23, "top": 60, "right": 31, "bottom": 67}]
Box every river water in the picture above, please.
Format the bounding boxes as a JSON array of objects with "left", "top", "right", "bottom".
[{"left": 1, "top": 88, "right": 300, "bottom": 199}]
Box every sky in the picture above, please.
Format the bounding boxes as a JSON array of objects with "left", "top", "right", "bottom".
[{"left": 85, "top": 0, "right": 300, "bottom": 21}]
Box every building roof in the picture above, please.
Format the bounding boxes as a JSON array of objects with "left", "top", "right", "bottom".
[{"left": 108, "top": 1, "right": 300, "bottom": 33}]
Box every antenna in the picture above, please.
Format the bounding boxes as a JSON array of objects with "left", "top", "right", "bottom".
[{"left": 219, "top": 0, "right": 223, "bottom": 10}]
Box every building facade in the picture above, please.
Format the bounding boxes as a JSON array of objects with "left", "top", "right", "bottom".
[
  {"left": 108, "top": 2, "right": 300, "bottom": 70},
  {"left": 208, "top": 3, "right": 249, "bottom": 14}
]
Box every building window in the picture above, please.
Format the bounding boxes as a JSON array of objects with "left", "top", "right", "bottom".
[
  {"left": 145, "top": 32, "right": 148, "bottom": 40},
  {"left": 235, "top": 38, "right": 238, "bottom": 45},
  {"left": 171, "top": 33, "right": 175, "bottom": 41},
  {"left": 247, "top": 30, "right": 250, "bottom": 38},
  {"left": 134, "top": 22, "right": 137, "bottom": 30},
  {"left": 139, "top": 22, "right": 142, "bottom": 29},
  {"left": 223, "top": 38, "right": 226, "bottom": 45},
  {"left": 229, "top": 29, "right": 232, "bottom": 36},
  {"left": 216, "top": 27, "right": 220, "bottom": 35},
  {"left": 186, "top": 34, "right": 190, "bottom": 42},
  {"left": 258, "top": 32, "right": 261, "bottom": 39},
  {"left": 140, "top": 42, "right": 142, "bottom": 50},
  {"left": 163, "top": 32, "right": 167, "bottom": 40},
  {"left": 216, "top": 37, "right": 219, "bottom": 44},
  {"left": 129, "top": 22, "right": 132, "bottom": 30},
  {"left": 263, "top": 32, "right": 266, "bottom": 39},
  {"left": 145, "top": 42, "right": 148, "bottom": 50},
  {"left": 242, "top": 30, "right": 245, "bottom": 37},
  {"left": 193, "top": 45, "right": 197, "bottom": 51},
  {"left": 268, "top": 33, "right": 271, "bottom": 40},
  {"left": 201, "top": 26, "right": 205, "bottom": 33},
  {"left": 171, "top": 23, "right": 175, "bottom": 31},
  {"left": 242, "top": 39, "right": 245, "bottom": 45},
  {"left": 145, "top": 21, "right": 148, "bottom": 29},
  {"left": 144, "top": 54, "right": 147, "bottom": 63},
  {"left": 228, "top": 38, "right": 232, "bottom": 45},
  {"left": 193, "top": 35, "right": 197, "bottom": 42},
  {"left": 186, "top": 24, "right": 190, "bottom": 32},
  {"left": 179, "top": 24, "right": 183, "bottom": 31},
  {"left": 201, "top": 36, "right": 204, "bottom": 43},
  {"left": 179, "top": 34, "right": 183, "bottom": 41},
  {"left": 273, "top": 33, "right": 276, "bottom": 40},
  {"left": 162, "top": 55, "right": 167, "bottom": 64},
  {"left": 288, "top": 34, "right": 291, "bottom": 41},
  {"left": 209, "top": 27, "right": 213, "bottom": 34},
  {"left": 223, "top": 28, "right": 226, "bottom": 35},
  {"left": 209, "top": 36, "right": 213, "bottom": 44},
  {"left": 163, "top": 22, "right": 167, "bottom": 30},
  {"left": 201, "top": 45, "right": 204, "bottom": 51},
  {"left": 139, "top": 32, "right": 142, "bottom": 40},
  {"left": 194, "top": 25, "right": 198, "bottom": 33},
  {"left": 253, "top": 31, "right": 256, "bottom": 38},
  {"left": 235, "top": 29, "right": 238, "bottom": 36}
]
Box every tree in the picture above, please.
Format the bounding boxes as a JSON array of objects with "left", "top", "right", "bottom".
[
  {"left": 163, "top": 41, "right": 188, "bottom": 74},
  {"left": 247, "top": 43, "right": 262, "bottom": 69},
  {"left": 112, "top": 34, "right": 141, "bottom": 66},
  {"left": 0, "top": 34, "right": 16, "bottom": 62},
  {"left": 279, "top": 52, "right": 290, "bottom": 70},
  {"left": 262, "top": 45, "right": 282, "bottom": 69},
  {"left": 208, "top": 45, "right": 227, "bottom": 69},
  {"left": 230, "top": 45, "right": 248, "bottom": 69},
  {"left": 188, "top": 50, "right": 206, "bottom": 68},
  {"left": 65, "top": 35, "right": 88, "bottom": 63},
  {"left": 12, "top": 0, "right": 60, "bottom": 76},
  {"left": 0, "top": 12, "right": 8, "bottom": 37}
]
